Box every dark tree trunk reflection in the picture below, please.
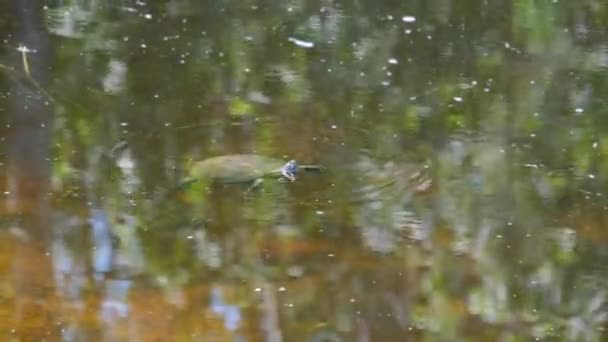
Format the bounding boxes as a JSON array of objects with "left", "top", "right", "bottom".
[{"left": 4, "top": 0, "right": 58, "bottom": 339}]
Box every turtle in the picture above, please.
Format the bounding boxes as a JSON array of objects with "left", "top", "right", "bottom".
[{"left": 187, "top": 154, "right": 322, "bottom": 187}]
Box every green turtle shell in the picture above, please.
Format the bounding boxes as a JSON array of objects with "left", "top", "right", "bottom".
[{"left": 189, "top": 154, "right": 286, "bottom": 183}]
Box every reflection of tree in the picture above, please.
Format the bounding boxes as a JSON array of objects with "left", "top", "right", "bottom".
[{"left": 2, "top": 0, "right": 58, "bottom": 339}]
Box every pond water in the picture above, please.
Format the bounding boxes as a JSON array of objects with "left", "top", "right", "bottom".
[{"left": 1, "top": 1, "right": 608, "bottom": 341}]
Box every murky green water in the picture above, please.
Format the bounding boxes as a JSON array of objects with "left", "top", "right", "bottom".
[{"left": 1, "top": 1, "right": 608, "bottom": 341}]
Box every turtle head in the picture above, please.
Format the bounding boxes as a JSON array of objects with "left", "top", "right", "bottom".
[{"left": 281, "top": 160, "right": 299, "bottom": 181}]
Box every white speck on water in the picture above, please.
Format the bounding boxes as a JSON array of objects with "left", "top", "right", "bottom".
[
  {"left": 140, "top": 43, "right": 147, "bottom": 49},
  {"left": 278, "top": 286, "right": 286, "bottom": 292},
  {"left": 530, "top": 133, "right": 536, "bottom": 138},
  {"left": 402, "top": 15, "right": 416, "bottom": 22},
  {"left": 288, "top": 37, "right": 314, "bottom": 48},
  {"left": 350, "top": 298, "right": 356, "bottom": 303},
  {"left": 530, "top": 80, "right": 535, "bottom": 84},
  {"left": 187, "top": 235, "right": 193, "bottom": 239},
  {"left": 17, "top": 45, "right": 36, "bottom": 53},
  {"left": 588, "top": 174, "right": 596, "bottom": 179},
  {"left": 3, "top": 191, "right": 10, "bottom": 195},
  {"left": 427, "top": 35, "right": 432, "bottom": 40},
  {"left": 316, "top": 210, "right": 325, "bottom": 215},
  {"left": 388, "top": 58, "right": 398, "bottom": 64},
  {"left": 144, "top": 13, "right": 152, "bottom": 20},
  {"left": 331, "top": 124, "right": 337, "bottom": 129},
  {"left": 404, "top": 29, "right": 412, "bottom": 34},
  {"left": 254, "top": 287, "right": 262, "bottom": 292},
  {"left": 496, "top": 235, "right": 503, "bottom": 238},
  {"left": 453, "top": 96, "right": 463, "bottom": 102},
  {"left": 120, "top": 122, "right": 128, "bottom": 127},
  {"left": 505, "top": 42, "right": 511, "bottom": 48},
  {"left": 381, "top": 80, "right": 390, "bottom": 86},
  {"left": 154, "top": 94, "right": 159, "bottom": 98},
  {"left": 593, "top": 142, "right": 598, "bottom": 148},
  {"left": 575, "top": 108, "right": 584, "bottom": 113},
  {"left": 483, "top": 87, "right": 490, "bottom": 92}
]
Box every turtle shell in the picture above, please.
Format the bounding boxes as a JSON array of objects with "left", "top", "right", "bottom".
[{"left": 189, "top": 154, "right": 286, "bottom": 183}]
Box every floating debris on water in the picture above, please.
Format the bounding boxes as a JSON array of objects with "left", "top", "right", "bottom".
[{"left": 288, "top": 37, "right": 314, "bottom": 48}]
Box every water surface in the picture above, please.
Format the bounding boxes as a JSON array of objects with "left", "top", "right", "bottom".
[{"left": 1, "top": 1, "right": 608, "bottom": 341}]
